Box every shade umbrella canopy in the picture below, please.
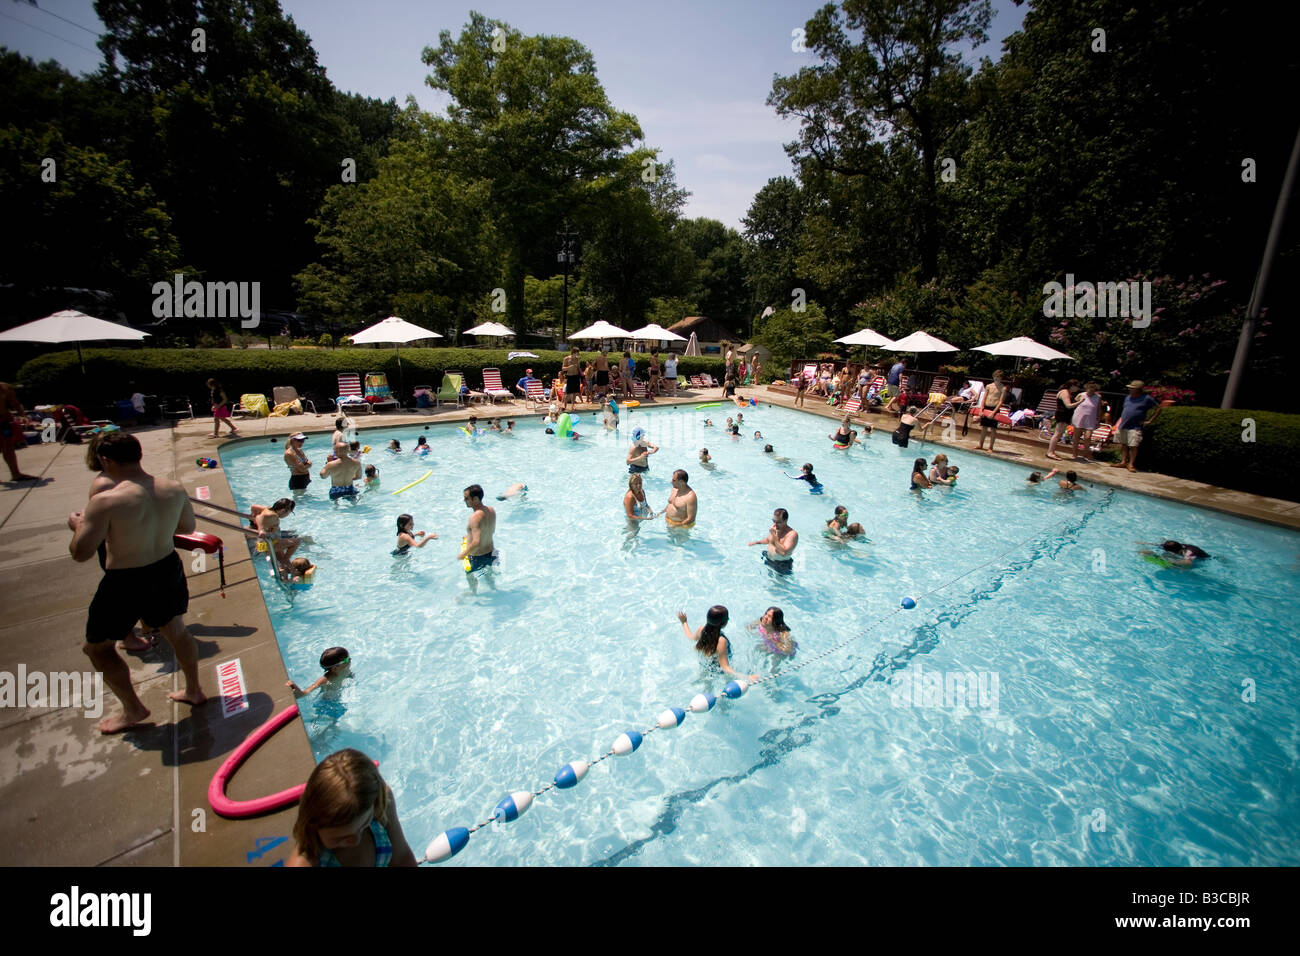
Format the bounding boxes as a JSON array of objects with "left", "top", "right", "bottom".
[
  {"left": 0, "top": 310, "right": 150, "bottom": 372},
  {"left": 834, "top": 328, "right": 896, "bottom": 348},
  {"left": 348, "top": 316, "right": 442, "bottom": 407},
  {"left": 628, "top": 323, "right": 687, "bottom": 342},
  {"left": 972, "top": 335, "right": 1073, "bottom": 361},
  {"left": 684, "top": 331, "right": 700, "bottom": 356},
  {"left": 349, "top": 315, "right": 442, "bottom": 344},
  {"left": 463, "top": 321, "right": 515, "bottom": 337},
  {"left": 568, "top": 320, "right": 631, "bottom": 340},
  {"left": 884, "top": 330, "right": 959, "bottom": 353}
]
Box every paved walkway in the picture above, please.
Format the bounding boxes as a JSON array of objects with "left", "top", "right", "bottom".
[{"left": 0, "top": 388, "right": 1294, "bottom": 867}]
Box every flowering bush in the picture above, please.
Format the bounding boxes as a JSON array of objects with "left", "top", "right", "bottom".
[{"left": 1146, "top": 385, "right": 1196, "bottom": 404}]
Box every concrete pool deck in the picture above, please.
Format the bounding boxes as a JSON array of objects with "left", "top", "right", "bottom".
[{"left": 1, "top": 388, "right": 1295, "bottom": 866}]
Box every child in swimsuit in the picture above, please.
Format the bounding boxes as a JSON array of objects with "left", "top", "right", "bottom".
[
  {"left": 393, "top": 513, "right": 435, "bottom": 555},
  {"left": 364, "top": 464, "right": 379, "bottom": 488},
  {"left": 414, "top": 435, "right": 430, "bottom": 456},
  {"left": 753, "top": 607, "right": 796, "bottom": 657},
  {"left": 790, "top": 463, "right": 822, "bottom": 492},
  {"left": 287, "top": 557, "right": 316, "bottom": 587},
  {"left": 287, "top": 645, "right": 348, "bottom": 697},
  {"left": 387, "top": 439, "right": 401, "bottom": 452},
  {"left": 288, "top": 749, "right": 417, "bottom": 866}
]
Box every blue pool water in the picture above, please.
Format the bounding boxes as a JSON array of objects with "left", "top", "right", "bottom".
[{"left": 218, "top": 404, "right": 1300, "bottom": 866}]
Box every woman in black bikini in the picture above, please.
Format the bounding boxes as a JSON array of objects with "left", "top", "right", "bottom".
[{"left": 892, "top": 406, "right": 919, "bottom": 448}]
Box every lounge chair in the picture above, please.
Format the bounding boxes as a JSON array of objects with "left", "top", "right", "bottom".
[
  {"left": 161, "top": 395, "right": 195, "bottom": 420},
  {"left": 273, "top": 386, "right": 316, "bottom": 416},
  {"left": 525, "top": 380, "right": 549, "bottom": 410},
  {"left": 480, "top": 368, "right": 513, "bottom": 404},
  {"left": 364, "top": 372, "right": 400, "bottom": 413},
  {"left": 435, "top": 371, "right": 465, "bottom": 408},
  {"left": 336, "top": 373, "right": 372, "bottom": 415},
  {"left": 233, "top": 393, "right": 269, "bottom": 418},
  {"left": 1087, "top": 423, "right": 1114, "bottom": 456}
]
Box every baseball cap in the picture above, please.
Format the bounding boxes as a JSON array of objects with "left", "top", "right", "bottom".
[
  {"left": 290, "top": 432, "right": 307, "bottom": 440},
  {"left": 526, "top": 368, "right": 532, "bottom": 374}
]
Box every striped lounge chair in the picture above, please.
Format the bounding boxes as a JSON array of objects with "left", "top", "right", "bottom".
[
  {"left": 480, "top": 368, "right": 512, "bottom": 404},
  {"left": 336, "top": 373, "right": 372, "bottom": 415}
]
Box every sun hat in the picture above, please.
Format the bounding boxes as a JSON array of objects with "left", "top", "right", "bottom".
[
  {"left": 290, "top": 432, "right": 307, "bottom": 440},
  {"left": 1127, "top": 380, "right": 1145, "bottom": 389}
]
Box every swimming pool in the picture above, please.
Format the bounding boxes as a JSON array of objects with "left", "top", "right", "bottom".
[{"left": 219, "top": 405, "right": 1300, "bottom": 866}]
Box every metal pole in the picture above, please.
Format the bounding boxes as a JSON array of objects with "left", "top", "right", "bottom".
[{"left": 1222, "top": 119, "right": 1300, "bottom": 409}]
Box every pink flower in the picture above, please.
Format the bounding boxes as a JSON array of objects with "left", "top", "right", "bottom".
[{"left": 1125, "top": 350, "right": 1135, "bottom": 358}]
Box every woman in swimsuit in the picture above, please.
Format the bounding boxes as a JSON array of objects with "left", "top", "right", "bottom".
[
  {"left": 624, "top": 473, "right": 654, "bottom": 522},
  {"left": 676, "top": 606, "right": 758, "bottom": 681},
  {"left": 393, "top": 513, "right": 435, "bottom": 554},
  {"left": 892, "top": 406, "right": 918, "bottom": 448},
  {"left": 910, "top": 458, "right": 933, "bottom": 490},
  {"left": 289, "top": 749, "right": 416, "bottom": 866},
  {"left": 830, "top": 415, "right": 853, "bottom": 446}
]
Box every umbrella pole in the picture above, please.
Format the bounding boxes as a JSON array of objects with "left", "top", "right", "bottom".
[
  {"left": 396, "top": 345, "right": 405, "bottom": 408},
  {"left": 78, "top": 341, "right": 85, "bottom": 374}
]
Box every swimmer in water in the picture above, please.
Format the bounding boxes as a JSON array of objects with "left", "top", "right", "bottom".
[
  {"left": 699, "top": 448, "right": 711, "bottom": 464},
  {"left": 286, "top": 646, "right": 351, "bottom": 698},
  {"left": 393, "top": 513, "right": 435, "bottom": 554},
  {"left": 414, "top": 435, "right": 430, "bottom": 455},
  {"left": 287, "top": 556, "right": 316, "bottom": 584},
  {"left": 624, "top": 473, "right": 654, "bottom": 521},
  {"left": 1140, "top": 540, "right": 1210, "bottom": 567},
  {"left": 496, "top": 482, "right": 528, "bottom": 501},
  {"left": 748, "top": 507, "right": 798, "bottom": 574},
  {"left": 664, "top": 470, "right": 697, "bottom": 528},
  {"left": 387, "top": 439, "right": 401, "bottom": 452},
  {"left": 825, "top": 505, "right": 850, "bottom": 538},
  {"left": 752, "top": 607, "right": 796, "bottom": 657},
  {"left": 753, "top": 430, "right": 763, "bottom": 440},
  {"left": 788, "top": 462, "right": 820, "bottom": 489},
  {"left": 1057, "top": 470, "right": 1086, "bottom": 491},
  {"left": 703, "top": 419, "right": 714, "bottom": 427},
  {"left": 1026, "top": 468, "right": 1059, "bottom": 486},
  {"left": 364, "top": 464, "right": 379, "bottom": 488},
  {"left": 676, "top": 606, "right": 758, "bottom": 681}
]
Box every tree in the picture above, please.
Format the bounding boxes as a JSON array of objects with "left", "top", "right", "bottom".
[
  {"left": 769, "top": 0, "right": 991, "bottom": 280},
  {"left": 754, "top": 302, "right": 835, "bottom": 372},
  {"left": 422, "top": 12, "right": 643, "bottom": 334}
]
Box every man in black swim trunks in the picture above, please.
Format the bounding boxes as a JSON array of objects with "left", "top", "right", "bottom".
[
  {"left": 593, "top": 348, "right": 611, "bottom": 403},
  {"left": 561, "top": 345, "right": 582, "bottom": 413},
  {"left": 457, "top": 484, "right": 498, "bottom": 594},
  {"left": 748, "top": 507, "right": 798, "bottom": 574},
  {"left": 68, "top": 432, "right": 207, "bottom": 733}
]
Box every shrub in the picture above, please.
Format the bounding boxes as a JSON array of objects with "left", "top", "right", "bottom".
[
  {"left": 319, "top": 333, "right": 333, "bottom": 348},
  {"left": 16, "top": 347, "right": 727, "bottom": 414},
  {"left": 1143, "top": 407, "right": 1300, "bottom": 502}
]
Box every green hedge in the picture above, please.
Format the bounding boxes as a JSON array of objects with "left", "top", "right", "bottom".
[
  {"left": 16, "top": 347, "right": 727, "bottom": 413},
  {"left": 1144, "top": 407, "right": 1300, "bottom": 502}
]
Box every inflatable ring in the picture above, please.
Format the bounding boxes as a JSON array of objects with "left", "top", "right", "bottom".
[
  {"left": 833, "top": 442, "right": 849, "bottom": 449},
  {"left": 391, "top": 469, "right": 432, "bottom": 495},
  {"left": 208, "top": 704, "right": 306, "bottom": 818},
  {"left": 1143, "top": 553, "right": 1173, "bottom": 568},
  {"left": 624, "top": 401, "right": 640, "bottom": 408},
  {"left": 696, "top": 403, "right": 721, "bottom": 410}
]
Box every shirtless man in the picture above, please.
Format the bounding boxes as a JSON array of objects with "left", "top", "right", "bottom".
[
  {"left": 592, "top": 348, "right": 611, "bottom": 403},
  {"left": 626, "top": 428, "right": 658, "bottom": 474},
  {"left": 457, "top": 484, "right": 498, "bottom": 591},
  {"left": 561, "top": 346, "right": 582, "bottom": 413},
  {"left": 664, "top": 469, "right": 698, "bottom": 529},
  {"left": 250, "top": 498, "right": 300, "bottom": 569},
  {"left": 748, "top": 507, "right": 798, "bottom": 575},
  {"left": 67, "top": 432, "right": 207, "bottom": 732},
  {"left": 284, "top": 432, "right": 312, "bottom": 492},
  {"left": 975, "top": 370, "right": 1008, "bottom": 452},
  {"left": 320, "top": 453, "right": 362, "bottom": 503}
]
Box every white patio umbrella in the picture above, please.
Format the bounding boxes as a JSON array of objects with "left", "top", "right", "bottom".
[
  {"left": 628, "top": 323, "right": 687, "bottom": 343},
  {"left": 568, "top": 320, "right": 630, "bottom": 341},
  {"left": 684, "top": 331, "right": 700, "bottom": 356},
  {"left": 0, "top": 310, "right": 149, "bottom": 372},
  {"left": 463, "top": 321, "right": 515, "bottom": 338},
  {"left": 884, "top": 330, "right": 959, "bottom": 353},
  {"left": 349, "top": 315, "right": 443, "bottom": 403},
  {"left": 972, "top": 336, "right": 1073, "bottom": 362},
  {"left": 834, "top": 328, "right": 896, "bottom": 348}
]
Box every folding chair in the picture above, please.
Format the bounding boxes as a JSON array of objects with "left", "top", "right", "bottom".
[
  {"left": 364, "top": 372, "right": 400, "bottom": 412},
  {"left": 480, "top": 368, "right": 513, "bottom": 404},
  {"left": 336, "top": 373, "right": 372, "bottom": 415},
  {"left": 525, "top": 380, "right": 549, "bottom": 410},
  {"left": 273, "top": 386, "right": 316, "bottom": 416}
]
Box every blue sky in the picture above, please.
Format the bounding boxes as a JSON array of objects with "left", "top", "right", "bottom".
[{"left": 1, "top": 0, "right": 1025, "bottom": 229}]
